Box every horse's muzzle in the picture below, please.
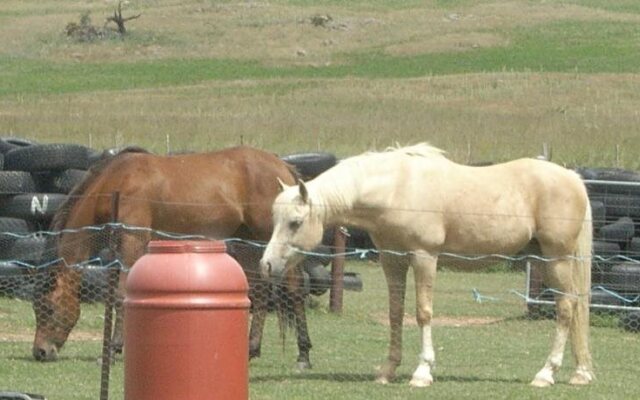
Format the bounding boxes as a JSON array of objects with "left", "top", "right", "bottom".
[
  {"left": 33, "top": 342, "right": 59, "bottom": 362},
  {"left": 259, "top": 259, "right": 272, "bottom": 279},
  {"left": 259, "top": 258, "right": 286, "bottom": 282}
]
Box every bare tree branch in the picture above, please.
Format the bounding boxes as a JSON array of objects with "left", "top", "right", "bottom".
[{"left": 105, "top": 1, "right": 141, "bottom": 35}]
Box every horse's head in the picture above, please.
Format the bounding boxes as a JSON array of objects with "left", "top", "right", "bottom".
[
  {"left": 32, "top": 265, "right": 81, "bottom": 361},
  {"left": 261, "top": 180, "right": 324, "bottom": 280}
]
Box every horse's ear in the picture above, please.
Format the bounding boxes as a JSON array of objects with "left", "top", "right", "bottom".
[
  {"left": 277, "top": 177, "right": 289, "bottom": 192},
  {"left": 298, "top": 181, "right": 309, "bottom": 203}
]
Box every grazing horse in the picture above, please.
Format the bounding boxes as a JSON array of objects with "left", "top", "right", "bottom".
[
  {"left": 260, "top": 143, "right": 593, "bottom": 387},
  {"left": 32, "top": 146, "right": 314, "bottom": 369}
]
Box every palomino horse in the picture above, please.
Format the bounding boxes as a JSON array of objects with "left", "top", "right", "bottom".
[
  {"left": 32, "top": 146, "right": 314, "bottom": 369},
  {"left": 261, "top": 143, "right": 593, "bottom": 387}
]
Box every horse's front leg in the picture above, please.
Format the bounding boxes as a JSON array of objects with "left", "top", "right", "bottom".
[
  {"left": 248, "top": 281, "right": 268, "bottom": 360},
  {"left": 409, "top": 252, "right": 438, "bottom": 387},
  {"left": 111, "top": 228, "right": 150, "bottom": 355},
  {"left": 286, "top": 269, "right": 311, "bottom": 371},
  {"left": 376, "top": 254, "right": 410, "bottom": 384},
  {"left": 110, "top": 271, "right": 126, "bottom": 354}
]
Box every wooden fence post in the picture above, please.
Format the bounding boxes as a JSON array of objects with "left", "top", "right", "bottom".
[{"left": 329, "top": 227, "right": 347, "bottom": 313}]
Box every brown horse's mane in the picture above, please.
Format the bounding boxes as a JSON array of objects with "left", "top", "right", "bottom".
[
  {"left": 50, "top": 146, "right": 300, "bottom": 232},
  {"left": 50, "top": 146, "right": 150, "bottom": 232}
]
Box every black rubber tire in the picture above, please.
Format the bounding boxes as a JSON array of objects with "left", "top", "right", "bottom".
[
  {"left": 0, "top": 193, "right": 67, "bottom": 221},
  {"left": 628, "top": 237, "right": 640, "bottom": 257},
  {"left": 281, "top": 152, "right": 337, "bottom": 179},
  {"left": 590, "top": 290, "right": 625, "bottom": 308},
  {"left": 88, "top": 148, "right": 118, "bottom": 165},
  {"left": 0, "top": 260, "right": 31, "bottom": 299},
  {"left": 79, "top": 265, "right": 109, "bottom": 303},
  {"left": 0, "top": 137, "right": 35, "bottom": 154},
  {"left": 304, "top": 263, "right": 331, "bottom": 296},
  {"left": 603, "top": 194, "right": 640, "bottom": 218},
  {"left": 590, "top": 200, "right": 606, "bottom": 229},
  {"left": 345, "top": 227, "right": 375, "bottom": 249},
  {"left": 580, "top": 167, "right": 640, "bottom": 197},
  {"left": 0, "top": 171, "right": 37, "bottom": 193},
  {"left": 4, "top": 144, "right": 91, "bottom": 171},
  {"left": 33, "top": 169, "right": 87, "bottom": 194},
  {"left": 608, "top": 263, "right": 640, "bottom": 294},
  {"left": 0, "top": 216, "right": 30, "bottom": 234},
  {"left": 593, "top": 239, "right": 620, "bottom": 255},
  {"left": 343, "top": 272, "right": 363, "bottom": 292},
  {"left": 87, "top": 146, "right": 149, "bottom": 166},
  {"left": 0, "top": 217, "right": 31, "bottom": 254},
  {"left": 577, "top": 167, "right": 640, "bottom": 182},
  {"left": 6, "top": 235, "right": 47, "bottom": 263},
  {"left": 619, "top": 311, "right": 640, "bottom": 333},
  {"left": 0, "top": 153, "right": 4, "bottom": 170},
  {"left": 0, "top": 139, "right": 18, "bottom": 154},
  {"left": 597, "top": 217, "right": 634, "bottom": 243},
  {"left": 303, "top": 244, "right": 333, "bottom": 267}
]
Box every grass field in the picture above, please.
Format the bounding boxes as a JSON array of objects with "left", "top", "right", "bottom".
[
  {"left": 1, "top": 1, "right": 640, "bottom": 166},
  {"left": 2, "top": 0, "right": 640, "bottom": 398},
  {"left": 2, "top": 264, "right": 640, "bottom": 399}
]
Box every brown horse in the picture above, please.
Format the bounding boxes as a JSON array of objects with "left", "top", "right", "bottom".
[{"left": 32, "top": 145, "right": 313, "bottom": 369}]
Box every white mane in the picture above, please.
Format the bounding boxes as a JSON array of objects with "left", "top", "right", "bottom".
[{"left": 359, "top": 142, "right": 446, "bottom": 160}]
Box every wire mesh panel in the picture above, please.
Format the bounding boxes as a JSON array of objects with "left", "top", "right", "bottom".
[{"left": 1, "top": 208, "right": 640, "bottom": 398}]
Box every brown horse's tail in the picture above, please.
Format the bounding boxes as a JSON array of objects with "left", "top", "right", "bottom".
[{"left": 571, "top": 200, "right": 593, "bottom": 374}]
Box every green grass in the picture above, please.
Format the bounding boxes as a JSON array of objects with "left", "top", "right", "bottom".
[
  {"left": 4, "top": 19, "right": 640, "bottom": 96},
  {"left": 2, "top": 266, "right": 639, "bottom": 399}
]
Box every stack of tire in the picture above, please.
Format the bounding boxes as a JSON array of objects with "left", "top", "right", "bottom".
[
  {"left": 576, "top": 167, "right": 640, "bottom": 331},
  {"left": 0, "top": 138, "right": 94, "bottom": 300}
]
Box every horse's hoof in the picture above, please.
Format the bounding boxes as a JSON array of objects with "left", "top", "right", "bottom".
[
  {"left": 569, "top": 371, "right": 593, "bottom": 385},
  {"left": 530, "top": 378, "right": 554, "bottom": 388},
  {"left": 409, "top": 377, "right": 433, "bottom": 388},
  {"left": 375, "top": 363, "right": 397, "bottom": 385},
  {"left": 249, "top": 348, "right": 261, "bottom": 360},
  {"left": 375, "top": 376, "right": 390, "bottom": 385},
  {"left": 296, "top": 361, "right": 312, "bottom": 372}
]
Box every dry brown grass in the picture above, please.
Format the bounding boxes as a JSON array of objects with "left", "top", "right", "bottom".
[
  {"left": 2, "top": 1, "right": 640, "bottom": 168},
  {"left": 2, "top": 72, "right": 640, "bottom": 168},
  {"left": 2, "top": 0, "right": 639, "bottom": 64}
]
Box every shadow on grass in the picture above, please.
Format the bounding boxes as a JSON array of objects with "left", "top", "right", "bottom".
[
  {"left": 6, "top": 354, "right": 119, "bottom": 364},
  {"left": 251, "top": 372, "right": 528, "bottom": 385}
]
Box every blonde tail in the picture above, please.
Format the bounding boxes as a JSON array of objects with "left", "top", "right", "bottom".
[{"left": 571, "top": 200, "right": 593, "bottom": 376}]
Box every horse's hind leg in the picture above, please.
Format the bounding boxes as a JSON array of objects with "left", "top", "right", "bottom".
[
  {"left": 111, "top": 227, "right": 151, "bottom": 353},
  {"left": 531, "top": 259, "right": 575, "bottom": 387},
  {"left": 409, "top": 252, "right": 438, "bottom": 388},
  {"left": 376, "top": 253, "right": 410, "bottom": 384},
  {"left": 230, "top": 242, "right": 267, "bottom": 360},
  {"left": 248, "top": 280, "right": 268, "bottom": 360}
]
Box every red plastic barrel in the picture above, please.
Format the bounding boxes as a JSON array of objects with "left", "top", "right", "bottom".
[{"left": 124, "top": 240, "right": 250, "bottom": 400}]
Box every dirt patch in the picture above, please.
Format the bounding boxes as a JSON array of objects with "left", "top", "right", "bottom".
[
  {"left": 0, "top": 330, "right": 103, "bottom": 342},
  {"left": 373, "top": 313, "right": 503, "bottom": 327}
]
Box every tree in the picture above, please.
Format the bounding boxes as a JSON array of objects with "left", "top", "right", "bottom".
[{"left": 106, "top": 1, "right": 141, "bottom": 35}]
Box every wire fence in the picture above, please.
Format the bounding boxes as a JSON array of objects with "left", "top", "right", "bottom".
[
  {"left": 3, "top": 168, "right": 640, "bottom": 398},
  {"left": 1, "top": 221, "right": 640, "bottom": 398}
]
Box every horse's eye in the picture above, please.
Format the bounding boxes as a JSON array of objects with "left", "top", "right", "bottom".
[{"left": 289, "top": 220, "right": 302, "bottom": 231}]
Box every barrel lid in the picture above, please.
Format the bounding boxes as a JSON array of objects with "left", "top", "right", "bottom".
[{"left": 147, "top": 240, "right": 227, "bottom": 254}]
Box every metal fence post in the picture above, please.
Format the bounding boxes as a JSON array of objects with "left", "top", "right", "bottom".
[{"left": 100, "top": 191, "right": 120, "bottom": 400}]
